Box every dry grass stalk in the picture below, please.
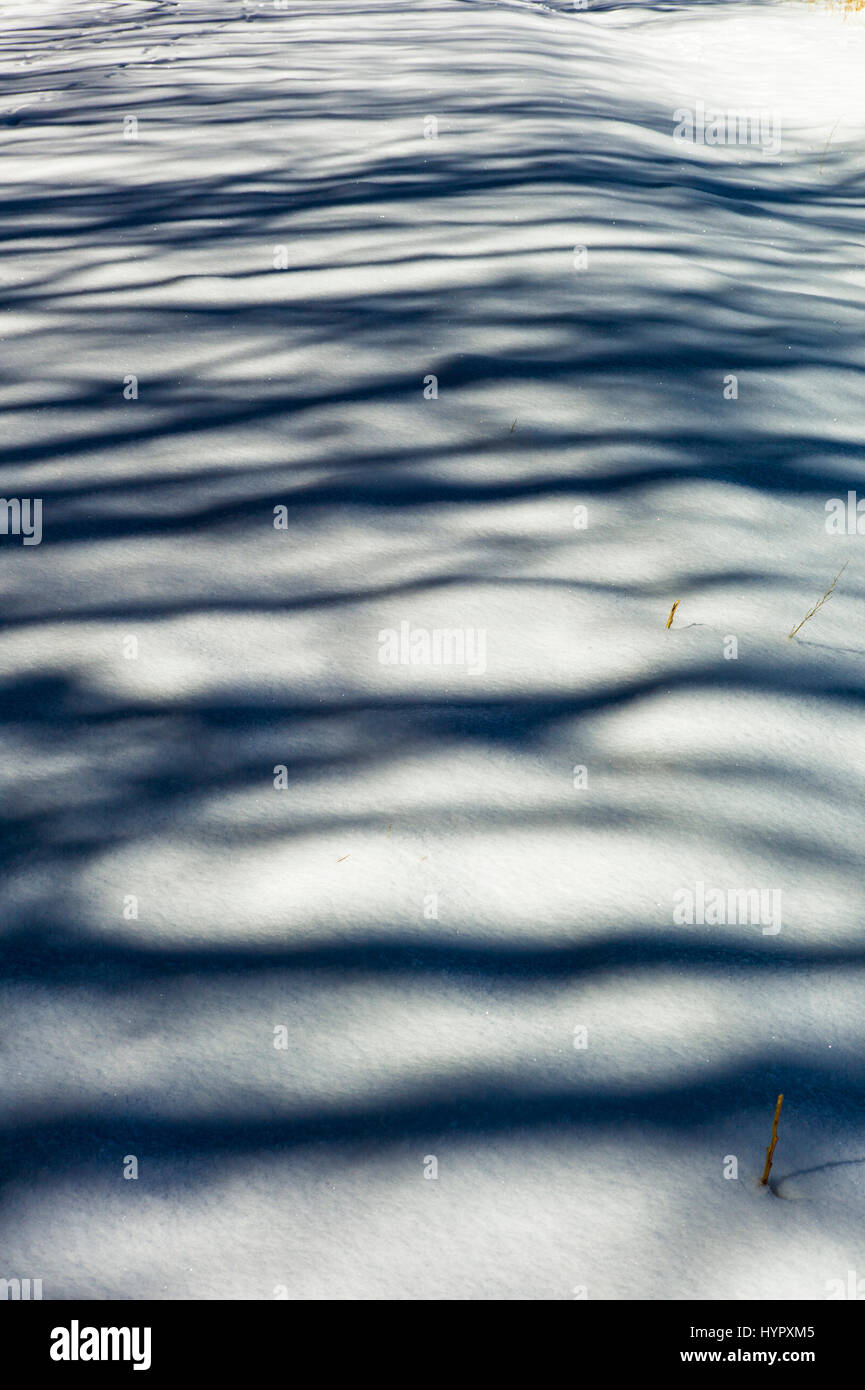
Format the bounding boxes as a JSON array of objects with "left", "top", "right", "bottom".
[
  {"left": 788, "top": 562, "right": 849, "bottom": 639},
  {"left": 760, "top": 1093, "right": 784, "bottom": 1186}
]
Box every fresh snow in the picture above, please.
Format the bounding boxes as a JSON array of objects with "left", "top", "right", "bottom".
[{"left": 2, "top": 0, "right": 865, "bottom": 1300}]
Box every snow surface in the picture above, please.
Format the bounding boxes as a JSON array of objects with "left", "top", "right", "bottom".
[{"left": 2, "top": 0, "right": 865, "bottom": 1299}]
